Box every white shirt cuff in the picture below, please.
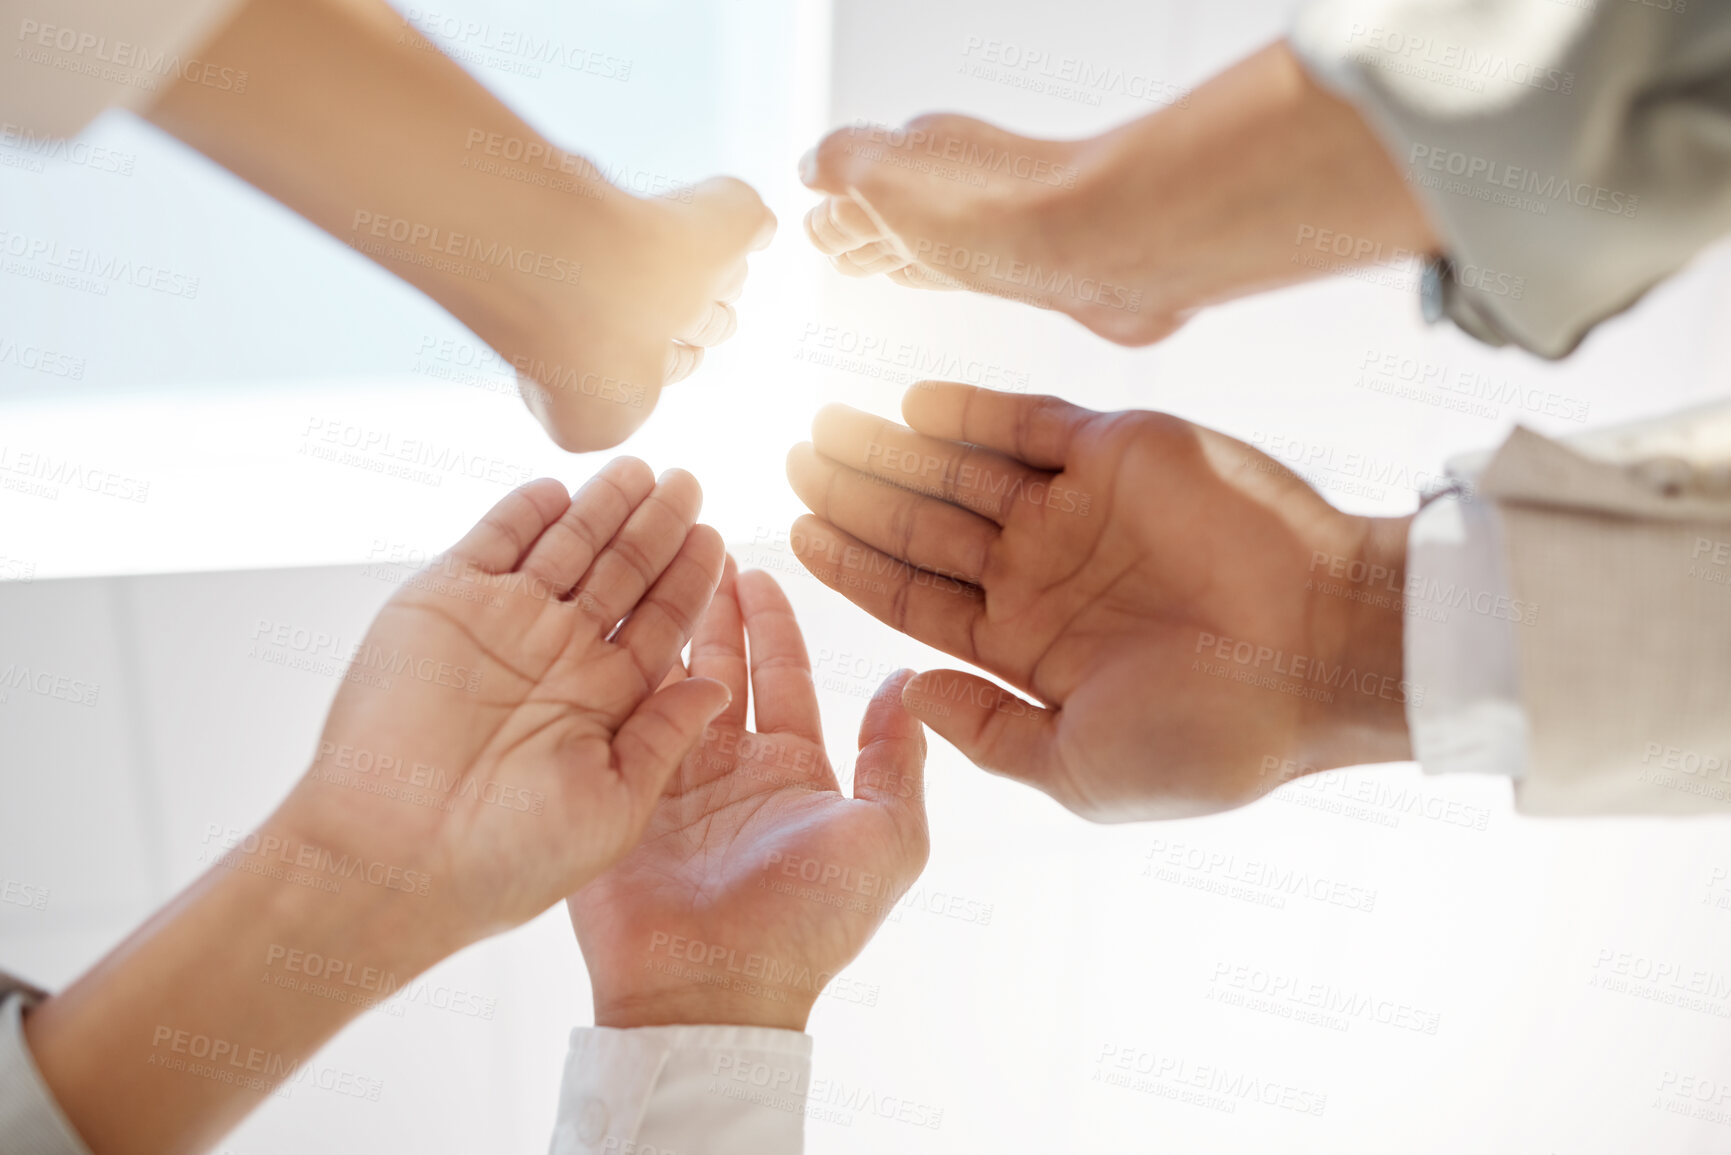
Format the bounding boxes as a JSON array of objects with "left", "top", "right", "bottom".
[
  {"left": 550, "top": 1025, "right": 811, "bottom": 1155},
  {"left": 1403, "top": 491, "right": 1531, "bottom": 779},
  {"left": 0, "top": 991, "right": 93, "bottom": 1155}
]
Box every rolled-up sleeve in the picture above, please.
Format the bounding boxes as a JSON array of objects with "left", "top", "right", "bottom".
[
  {"left": 1292, "top": 0, "right": 1731, "bottom": 358},
  {"left": 1403, "top": 402, "right": 1731, "bottom": 816},
  {"left": 0, "top": 0, "right": 246, "bottom": 138}
]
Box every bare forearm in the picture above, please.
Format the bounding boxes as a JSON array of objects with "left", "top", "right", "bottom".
[
  {"left": 1080, "top": 41, "right": 1440, "bottom": 315},
  {"left": 142, "top": 0, "right": 599, "bottom": 356},
  {"left": 24, "top": 815, "right": 450, "bottom": 1155}
]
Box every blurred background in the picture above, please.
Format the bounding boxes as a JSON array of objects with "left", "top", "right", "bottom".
[{"left": 4, "top": 0, "right": 1731, "bottom": 1151}]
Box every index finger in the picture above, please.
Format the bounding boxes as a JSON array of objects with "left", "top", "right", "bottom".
[
  {"left": 900, "top": 382, "right": 1090, "bottom": 471},
  {"left": 810, "top": 403, "right": 1045, "bottom": 526},
  {"left": 444, "top": 478, "right": 573, "bottom": 575}
]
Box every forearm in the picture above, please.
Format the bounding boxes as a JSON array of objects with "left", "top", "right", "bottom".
[
  {"left": 142, "top": 0, "right": 601, "bottom": 358},
  {"left": 1081, "top": 41, "right": 1439, "bottom": 315},
  {"left": 23, "top": 814, "right": 451, "bottom": 1155}
]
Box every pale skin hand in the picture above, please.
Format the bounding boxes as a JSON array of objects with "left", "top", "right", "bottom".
[
  {"left": 25, "top": 464, "right": 732, "bottom": 1155},
  {"left": 146, "top": 0, "right": 776, "bottom": 452},
  {"left": 800, "top": 41, "right": 1438, "bottom": 346},
  {"left": 570, "top": 560, "right": 930, "bottom": 1031},
  {"left": 274, "top": 462, "right": 733, "bottom": 937},
  {"left": 786, "top": 382, "right": 1414, "bottom": 821}
]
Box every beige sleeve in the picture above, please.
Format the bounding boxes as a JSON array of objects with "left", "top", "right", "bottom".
[
  {"left": 1292, "top": 0, "right": 1731, "bottom": 358},
  {"left": 1478, "top": 407, "right": 1731, "bottom": 814},
  {"left": 1, "top": 0, "right": 247, "bottom": 137}
]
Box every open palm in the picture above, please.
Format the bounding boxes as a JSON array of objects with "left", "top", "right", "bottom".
[
  {"left": 274, "top": 461, "right": 732, "bottom": 949},
  {"left": 568, "top": 560, "right": 929, "bottom": 1031},
  {"left": 786, "top": 382, "right": 1412, "bottom": 821}
]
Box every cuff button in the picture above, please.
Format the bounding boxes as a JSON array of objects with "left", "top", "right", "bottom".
[{"left": 1629, "top": 456, "right": 1692, "bottom": 498}]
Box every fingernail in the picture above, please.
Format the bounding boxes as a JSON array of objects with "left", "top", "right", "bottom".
[{"left": 798, "top": 148, "right": 819, "bottom": 187}]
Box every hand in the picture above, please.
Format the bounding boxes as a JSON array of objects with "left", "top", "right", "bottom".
[
  {"left": 785, "top": 383, "right": 1414, "bottom": 821},
  {"left": 25, "top": 462, "right": 735, "bottom": 1155},
  {"left": 799, "top": 43, "right": 1433, "bottom": 348},
  {"left": 504, "top": 178, "right": 777, "bottom": 452},
  {"left": 569, "top": 561, "right": 929, "bottom": 1031},
  {"left": 146, "top": 0, "right": 777, "bottom": 454},
  {"left": 272, "top": 460, "right": 733, "bottom": 951},
  {"left": 800, "top": 112, "right": 1174, "bottom": 344}
]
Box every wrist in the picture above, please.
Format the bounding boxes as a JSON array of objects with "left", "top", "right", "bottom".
[
  {"left": 592, "top": 973, "right": 815, "bottom": 1033},
  {"left": 1296, "top": 514, "right": 1415, "bottom": 772},
  {"left": 432, "top": 158, "right": 617, "bottom": 366},
  {"left": 253, "top": 802, "right": 470, "bottom": 972},
  {"left": 1082, "top": 42, "right": 1439, "bottom": 318}
]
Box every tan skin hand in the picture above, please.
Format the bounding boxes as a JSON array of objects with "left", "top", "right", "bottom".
[
  {"left": 147, "top": 0, "right": 776, "bottom": 453},
  {"left": 801, "top": 41, "right": 1437, "bottom": 347},
  {"left": 786, "top": 382, "right": 1413, "bottom": 822},
  {"left": 570, "top": 561, "right": 930, "bottom": 1031}
]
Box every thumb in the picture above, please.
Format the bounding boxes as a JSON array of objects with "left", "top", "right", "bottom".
[
  {"left": 656, "top": 659, "right": 688, "bottom": 691},
  {"left": 612, "top": 676, "right": 732, "bottom": 810},
  {"left": 853, "top": 670, "right": 929, "bottom": 852},
  {"left": 692, "top": 175, "right": 778, "bottom": 252},
  {"left": 798, "top": 125, "right": 861, "bottom": 195},
  {"left": 901, "top": 669, "right": 1061, "bottom": 796}
]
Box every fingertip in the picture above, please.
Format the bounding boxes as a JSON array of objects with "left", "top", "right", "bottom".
[
  {"left": 685, "top": 522, "right": 726, "bottom": 565},
  {"left": 696, "top": 173, "right": 758, "bottom": 211},
  {"left": 514, "top": 477, "right": 576, "bottom": 537},
  {"left": 859, "top": 669, "right": 919, "bottom": 738},
  {"left": 656, "top": 466, "right": 704, "bottom": 508},
  {"left": 602, "top": 455, "right": 656, "bottom": 492},
  {"left": 900, "top": 380, "right": 954, "bottom": 426},
  {"left": 805, "top": 130, "right": 854, "bottom": 194},
  {"left": 665, "top": 341, "right": 704, "bottom": 385},
  {"left": 520, "top": 476, "right": 573, "bottom": 508},
  {"left": 899, "top": 669, "right": 950, "bottom": 721},
  {"left": 691, "top": 673, "right": 733, "bottom": 712},
  {"left": 882, "top": 666, "right": 918, "bottom": 695},
  {"left": 733, "top": 564, "right": 791, "bottom": 609},
  {"left": 751, "top": 206, "right": 778, "bottom": 252},
  {"left": 694, "top": 175, "right": 776, "bottom": 252},
  {"left": 704, "top": 552, "right": 742, "bottom": 618},
  {"left": 787, "top": 512, "right": 827, "bottom": 556},
  {"left": 785, "top": 442, "right": 828, "bottom": 508},
  {"left": 809, "top": 401, "right": 862, "bottom": 442},
  {"left": 786, "top": 440, "right": 816, "bottom": 477},
  {"left": 878, "top": 667, "right": 921, "bottom": 715},
  {"left": 857, "top": 669, "right": 929, "bottom": 813}
]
